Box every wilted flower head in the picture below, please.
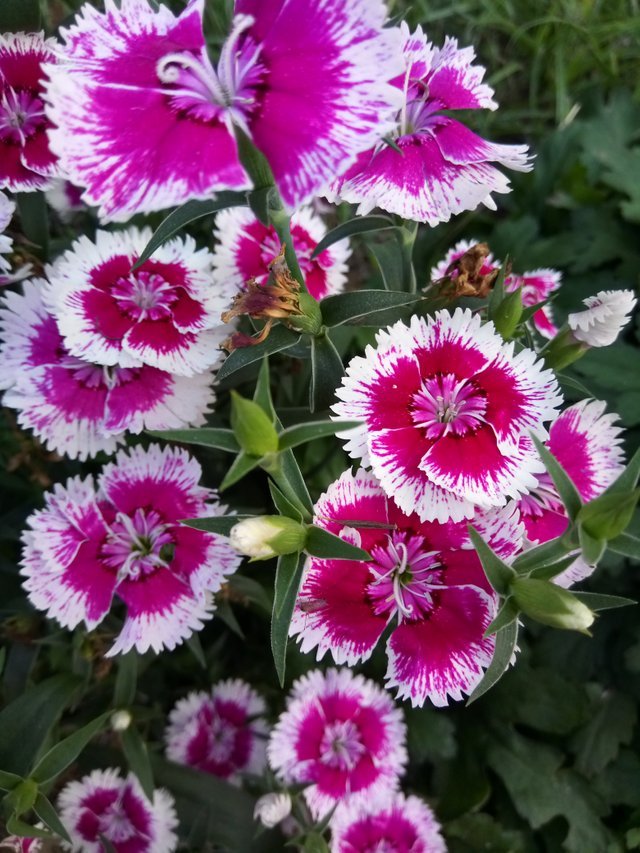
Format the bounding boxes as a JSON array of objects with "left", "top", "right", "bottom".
[
  {"left": 46, "top": 227, "right": 233, "bottom": 376},
  {"left": 518, "top": 399, "right": 624, "bottom": 586},
  {"left": 253, "top": 792, "right": 292, "bottom": 829},
  {"left": 45, "top": 0, "right": 402, "bottom": 220},
  {"left": 333, "top": 309, "right": 562, "bottom": 523},
  {"left": 268, "top": 668, "right": 407, "bottom": 820},
  {"left": 21, "top": 444, "right": 241, "bottom": 655},
  {"left": 330, "top": 792, "right": 446, "bottom": 853},
  {"left": 568, "top": 289, "right": 637, "bottom": 347},
  {"left": 328, "top": 24, "right": 531, "bottom": 224},
  {"left": 0, "top": 280, "right": 216, "bottom": 459},
  {"left": 212, "top": 207, "right": 350, "bottom": 301},
  {"left": 165, "top": 679, "right": 268, "bottom": 781},
  {"left": 58, "top": 769, "right": 178, "bottom": 853},
  {"left": 291, "top": 468, "right": 523, "bottom": 706},
  {"left": 0, "top": 32, "right": 60, "bottom": 191}
]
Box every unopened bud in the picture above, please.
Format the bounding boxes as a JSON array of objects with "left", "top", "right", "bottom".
[
  {"left": 511, "top": 577, "right": 595, "bottom": 634},
  {"left": 229, "top": 516, "right": 307, "bottom": 560},
  {"left": 253, "top": 792, "right": 292, "bottom": 828},
  {"left": 542, "top": 326, "right": 589, "bottom": 370},
  {"left": 111, "top": 710, "right": 132, "bottom": 732},
  {"left": 230, "top": 393, "right": 279, "bottom": 457},
  {"left": 492, "top": 287, "right": 523, "bottom": 339},
  {"left": 578, "top": 489, "right": 640, "bottom": 542},
  {"left": 287, "top": 293, "right": 323, "bottom": 336}
]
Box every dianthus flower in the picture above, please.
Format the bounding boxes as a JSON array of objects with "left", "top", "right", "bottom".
[
  {"left": 268, "top": 668, "right": 407, "bottom": 820},
  {"left": 0, "top": 191, "right": 16, "bottom": 283},
  {"left": 0, "top": 32, "right": 60, "bottom": 191},
  {"left": 431, "top": 239, "right": 561, "bottom": 338},
  {"left": 329, "top": 792, "right": 446, "bottom": 853},
  {"left": 291, "top": 469, "right": 523, "bottom": 706},
  {"left": 0, "top": 835, "right": 43, "bottom": 852},
  {"left": 568, "top": 289, "right": 637, "bottom": 347},
  {"left": 328, "top": 24, "right": 531, "bottom": 224},
  {"left": 518, "top": 399, "right": 624, "bottom": 586},
  {"left": 0, "top": 280, "right": 215, "bottom": 459},
  {"left": 212, "top": 207, "right": 350, "bottom": 301},
  {"left": 46, "top": 228, "right": 233, "bottom": 376},
  {"left": 165, "top": 679, "right": 267, "bottom": 782},
  {"left": 45, "top": 178, "right": 85, "bottom": 221},
  {"left": 21, "top": 444, "right": 241, "bottom": 655},
  {"left": 44, "top": 0, "right": 402, "bottom": 221},
  {"left": 333, "top": 309, "right": 562, "bottom": 523},
  {"left": 58, "top": 769, "right": 178, "bottom": 853}
]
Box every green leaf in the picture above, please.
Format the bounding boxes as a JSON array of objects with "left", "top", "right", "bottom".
[
  {"left": 468, "top": 526, "right": 516, "bottom": 595},
  {"left": 571, "top": 591, "right": 636, "bottom": 611},
  {"left": 0, "top": 770, "right": 22, "bottom": 791},
  {"left": 578, "top": 525, "right": 606, "bottom": 565},
  {"left": 600, "top": 445, "right": 640, "bottom": 497},
  {"left": 527, "top": 554, "right": 580, "bottom": 581},
  {"left": 5, "top": 814, "right": 53, "bottom": 840},
  {"left": 310, "top": 334, "right": 343, "bottom": 413},
  {"left": 305, "top": 526, "right": 370, "bottom": 561},
  {"left": 271, "top": 552, "right": 305, "bottom": 686},
  {"left": 266, "top": 450, "right": 314, "bottom": 520},
  {"left": 146, "top": 428, "right": 239, "bottom": 453},
  {"left": 277, "top": 420, "right": 360, "bottom": 451},
  {"left": 32, "top": 712, "right": 110, "bottom": 784},
  {"left": 215, "top": 600, "right": 245, "bottom": 639},
  {"left": 0, "top": 675, "right": 80, "bottom": 776},
  {"left": 182, "top": 515, "right": 251, "bottom": 536},
  {"left": 252, "top": 357, "right": 276, "bottom": 417},
  {"left": 121, "top": 727, "right": 154, "bottom": 800},
  {"left": 488, "top": 257, "right": 509, "bottom": 317},
  {"left": 33, "top": 793, "right": 72, "bottom": 843},
  {"left": 220, "top": 452, "right": 262, "bottom": 490},
  {"left": 467, "top": 621, "right": 518, "bottom": 705},
  {"left": 572, "top": 691, "right": 636, "bottom": 776},
  {"left": 310, "top": 215, "right": 394, "bottom": 259},
  {"left": 216, "top": 326, "right": 301, "bottom": 382},
  {"left": 303, "top": 832, "right": 330, "bottom": 853},
  {"left": 531, "top": 435, "right": 582, "bottom": 520},
  {"left": 320, "top": 290, "right": 425, "bottom": 327},
  {"left": 608, "top": 531, "right": 640, "bottom": 558},
  {"left": 227, "top": 574, "right": 272, "bottom": 614},
  {"left": 230, "top": 392, "right": 279, "bottom": 456},
  {"left": 114, "top": 651, "right": 137, "bottom": 709},
  {"left": 0, "top": 0, "right": 41, "bottom": 29},
  {"left": 269, "top": 481, "right": 303, "bottom": 521},
  {"left": 513, "top": 536, "right": 574, "bottom": 572},
  {"left": 132, "top": 193, "right": 247, "bottom": 269},
  {"left": 484, "top": 598, "right": 519, "bottom": 636}
]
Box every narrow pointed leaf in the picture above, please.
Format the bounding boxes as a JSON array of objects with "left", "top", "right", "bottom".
[
  {"left": 6, "top": 814, "right": 53, "bottom": 839},
  {"left": 146, "top": 428, "right": 239, "bottom": 453},
  {"left": 484, "top": 599, "right": 519, "bottom": 636},
  {"left": 269, "top": 481, "right": 303, "bottom": 521},
  {"left": 601, "top": 446, "right": 640, "bottom": 498},
  {"left": 513, "top": 536, "right": 574, "bottom": 572},
  {"left": 268, "top": 450, "right": 314, "bottom": 519},
  {"left": 132, "top": 193, "right": 247, "bottom": 269},
  {"left": 32, "top": 712, "right": 110, "bottom": 784},
  {"left": 114, "top": 651, "right": 137, "bottom": 708},
  {"left": 578, "top": 525, "right": 606, "bottom": 565},
  {"left": 488, "top": 257, "right": 509, "bottom": 317},
  {"left": 467, "top": 621, "right": 519, "bottom": 705},
  {"left": 0, "top": 770, "right": 21, "bottom": 791},
  {"left": 34, "top": 793, "right": 72, "bottom": 843},
  {"left": 527, "top": 554, "right": 580, "bottom": 580},
  {"left": 310, "top": 215, "right": 394, "bottom": 259},
  {"left": 271, "top": 552, "right": 305, "bottom": 686},
  {"left": 182, "top": 515, "right": 251, "bottom": 536},
  {"left": 531, "top": 435, "right": 582, "bottom": 520},
  {"left": 220, "top": 451, "right": 262, "bottom": 491},
  {"left": 468, "top": 526, "right": 516, "bottom": 595},
  {"left": 253, "top": 357, "right": 276, "bottom": 417},
  {"left": 571, "top": 592, "right": 636, "bottom": 611},
  {"left": 320, "top": 290, "right": 425, "bottom": 327},
  {"left": 310, "top": 334, "right": 343, "bottom": 413},
  {"left": 608, "top": 532, "right": 640, "bottom": 559},
  {"left": 121, "top": 727, "right": 154, "bottom": 800},
  {"left": 217, "top": 326, "right": 301, "bottom": 382},
  {"left": 278, "top": 420, "right": 361, "bottom": 450},
  {"left": 305, "top": 526, "right": 370, "bottom": 561}
]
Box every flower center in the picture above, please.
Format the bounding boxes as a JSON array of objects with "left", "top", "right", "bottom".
[
  {"left": 411, "top": 373, "right": 487, "bottom": 439},
  {"left": 204, "top": 710, "right": 239, "bottom": 764},
  {"left": 367, "top": 533, "right": 442, "bottom": 622},
  {"left": 112, "top": 271, "right": 178, "bottom": 321},
  {"left": 99, "top": 796, "right": 146, "bottom": 844},
  {"left": 0, "top": 86, "right": 46, "bottom": 145},
  {"left": 319, "top": 720, "right": 366, "bottom": 771},
  {"left": 102, "top": 508, "right": 174, "bottom": 581},
  {"left": 156, "top": 14, "right": 265, "bottom": 133}
]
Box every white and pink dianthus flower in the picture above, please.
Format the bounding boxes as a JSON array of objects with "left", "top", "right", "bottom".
[
  {"left": 44, "top": 0, "right": 402, "bottom": 220},
  {"left": 268, "top": 668, "right": 407, "bottom": 820},
  {"left": 329, "top": 792, "right": 446, "bottom": 853},
  {"left": 212, "top": 207, "right": 350, "bottom": 301},
  {"left": 165, "top": 679, "right": 267, "bottom": 782},
  {"left": 0, "top": 280, "right": 215, "bottom": 460},
  {"left": 431, "top": 238, "right": 561, "bottom": 338},
  {"left": 21, "top": 444, "right": 241, "bottom": 656},
  {"left": 0, "top": 32, "right": 60, "bottom": 192},
  {"left": 291, "top": 469, "right": 523, "bottom": 707},
  {"left": 46, "top": 227, "right": 233, "bottom": 376},
  {"left": 568, "top": 289, "right": 637, "bottom": 348},
  {"left": 518, "top": 399, "right": 624, "bottom": 587},
  {"left": 58, "top": 768, "right": 178, "bottom": 853},
  {"left": 333, "top": 308, "right": 562, "bottom": 523},
  {"left": 328, "top": 24, "right": 531, "bottom": 225}
]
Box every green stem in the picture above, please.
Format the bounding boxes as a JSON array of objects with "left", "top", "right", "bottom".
[{"left": 399, "top": 220, "right": 418, "bottom": 293}]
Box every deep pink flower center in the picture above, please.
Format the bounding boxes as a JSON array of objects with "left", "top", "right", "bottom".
[
  {"left": 156, "top": 15, "right": 265, "bottom": 129},
  {"left": 60, "top": 351, "right": 139, "bottom": 390},
  {"left": 96, "top": 797, "right": 142, "bottom": 843},
  {"left": 411, "top": 373, "right": 487, "bottom": 439},
  {"left": 368, "top": 532, "right": 443, "bottom": 622},
  {"left": 200, "top": 704, "right": 244, "bottom": 764},
  {"left": 319, "top": 719, "right": 366, "bottom": 771},
  {"left": 0, "top": 86, "right": 46, "bottom": 145},
  {"left": 113, "top": 271, "right": 179, "bottom": 321},
  {"left": 102, "top": 508, "right": 174, "bottom": 580}
]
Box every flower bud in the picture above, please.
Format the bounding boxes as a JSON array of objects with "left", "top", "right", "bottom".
[
  {"left": 542, "top": 327, "right": 589, "bottom": 370},
  {"left": 568, "top": 289, "right": 637, "bottom": 347},
  {"left": 287, "top": 292, "right": 323, "bottom": 336},
  {"left": 229, "top": 516, "right": 307, "bottom": 560},
  {"left": 578, "top": 489, "right": 640, "bottom": 542},
  {"left": 253, "top": 792, "right": 292, "bottom": 828},
  {"left": 110, "top": 710, "right": 132, "bottom": 732},
  {"left": 230, "top": 392, "right": 279, "bottom": 457},
  {"left": 492, "top": 287, "right": 523, "bottom": 340},
  {"left": 511, "top": 577, "right": 595, "bottom": 634}
]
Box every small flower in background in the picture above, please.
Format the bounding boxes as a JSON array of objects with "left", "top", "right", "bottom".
[
  {"left": 165, "top": 679, "right": 268, "bottom": 782},
  {"left": 44, "top": 0, "right": 402, "bottom": 220},
  {"left": 0, "top": 191, "right": 32, "bottom": 286},
  {"left": 21, "top": 444, "right": 241, "bottom": 656},
  {"left": 0, "top": 280, "right": 216, "bottom": 460},
  {"left": 45, "top": 178, "right": 85, "bottom": 221},
  {"left": 333, "top": 308, "right": 562, "bottom": 523},
  {"left": 212, "top": 207, "right": 350, "bottom": 301},
  {"left": 57, "top": 768, "right": 178, "bottom": 853},
  {"left": 329, "top": 792, "right": 446, "bottom": 852},
  {"left": 328, "top": 24, "right": 531, "bottom": 224},
  {"left": 46, "top": 227, "right": 233, "bottom": 376},
  {"left": 291, "top": 468, "right": 523, "bottom": 707},
  {"left": 518, "top": 399, "right": 625, "bottom": 586},
  {"left": 0, "top": 33, "right": 60, "bottom": 192},
  {"left": 0, "top": 834, "right": 44, "bottom": 852},
  {"left": 430, "top": 239, "right": 561, "bottom": 338},
  {"left": 253, "top": 792, "right": 293, "bottom": 829},
  {"left": 568, "top": 289, "right": 637, "bottom": 347},
  {"left": 268, "top": 668, "right": 407, "bottom": 820}
]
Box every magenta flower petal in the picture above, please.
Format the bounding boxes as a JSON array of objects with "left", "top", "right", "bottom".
[{"left": 506, "top": 268, "right": 561, "bottom": 339}]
